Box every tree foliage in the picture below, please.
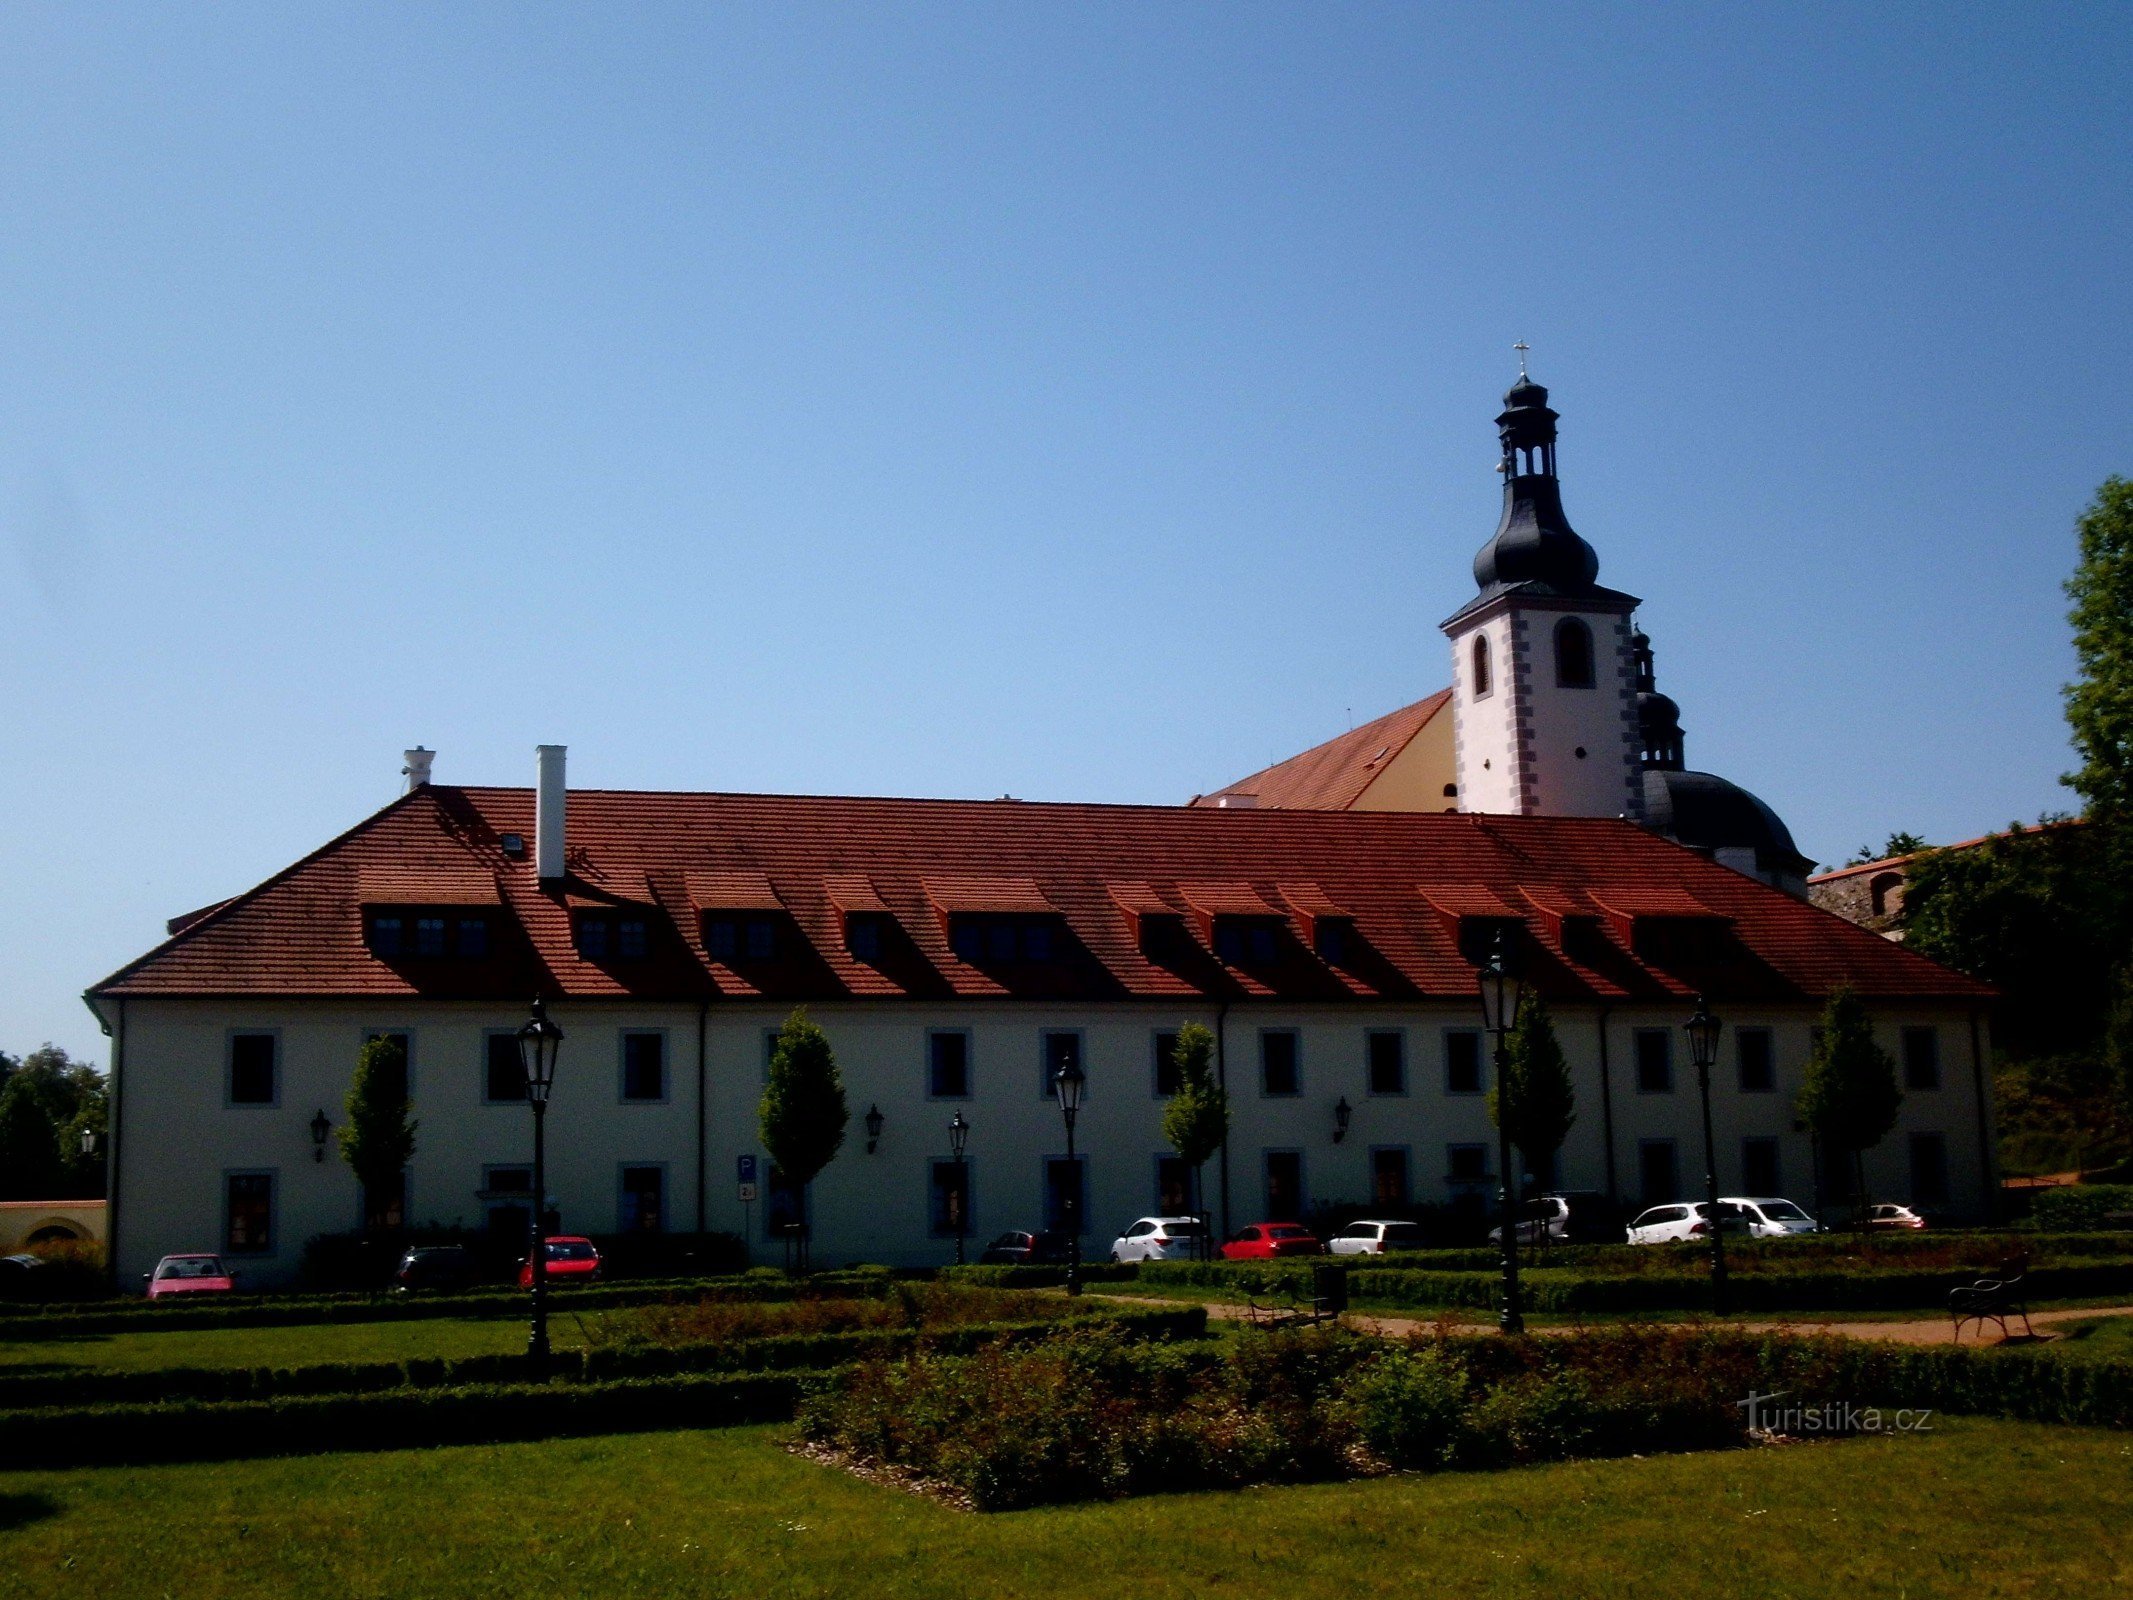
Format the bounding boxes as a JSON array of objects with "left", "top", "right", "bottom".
[
  {"left": 1489, "top": 997, "right": 1575, "bottom": 1183},
  {"left": 0, "top": 1045, "right": 107, "bottom": 1200},
  {"left": 2064, "top": 475, "right": 2133, "bottom": 822},
  {"left": 1798, "top": 988, "right": 1902, "bottom": 1218},
  {"left": 759, "top": 1008, "right": 848, "bottom": 1194},
  {"left": 1160, "top": 1023, "right": 1229, "bottom": 1253},
  {"left": 338, "top": 1035, "right": 417, "bottom": 1237},
  {"left": 1846, "top": 831, "right": 1927, "bottom": 867}
]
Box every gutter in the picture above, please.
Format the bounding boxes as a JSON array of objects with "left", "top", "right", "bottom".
[
  {"left": 695, "top": 998, "right": 710, "bottom": 1235},
  {"left": 1595, "top": 1003, "right": 1617, "bottom": 1207},
  {"left": 81, "top": 993, "right": 122, "bottom": 1292},
  {"left": 1968, "top": 1007, "right": 1997, "bottom": 1224},
  {"left": 1214, "top": 999, "right": 1231, "bottom": 1242}
]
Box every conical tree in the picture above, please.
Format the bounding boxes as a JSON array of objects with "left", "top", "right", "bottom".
[
  {"left": 1490, "top": 997, "right": 1576, "bottom": 1253},
  {"left": 758, "top": 1008, "right": 849, "bottom": 1272},
  {"left": 1160, "top": 1022, "right": 1229, "bottom": 1259},
  {"left": 338, "top": 1035, "right": 417, "bottom": 1242},
  {"left": 1798, "top": 987, "right": 1903, "bottom": 1228}
]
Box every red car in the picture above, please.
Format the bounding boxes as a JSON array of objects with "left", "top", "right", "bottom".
[
  {"left": 1221, "top": 1223, "right": 1323, "bottom": 1261},
  {"left": 145, "top": 1253, "right": 237, "bottom": 1298},
  {"left": 516, "top": 1236, "right": 603, "bottom": 1288}
]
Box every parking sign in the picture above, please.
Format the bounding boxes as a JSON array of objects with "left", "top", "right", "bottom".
[{"left": 737, "top": 1154, "right": 757, "bottom": 1183}]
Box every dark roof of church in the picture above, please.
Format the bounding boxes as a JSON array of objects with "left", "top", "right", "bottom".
[{"left": 1640, "top": 768, "right": 1815, "bottom": 879}]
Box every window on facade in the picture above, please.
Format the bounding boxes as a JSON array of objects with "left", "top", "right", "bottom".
[
  {"left": 1371, "top": 1146, "right": 1410, "bottom": 1208},
  {"left": 575, "top": 915, "right": 610, "bottom": 960},
  {"left": 364, "top": 1032, "right": 411, "bottom": 1103},
  {"left": 1634, "top": 1029, "right": 1674, "bottom": 1093},
  {"left": 1444, "top": 1029, "right": 1483, "bottom": 1095},
  {"left": 1366, "top": 1031, "right": 1406, "bottom": 1095},
  {"left": 1639, "top": 1140, "right": 1680, "bottom": 1206},
  {"left": 483, "top": 1166, "right": 533, "bottom": 1240},
  {"left": 1736, "top": 1028, "right": 1775, "bottom": 1094},
  {"left": 1902, "top": 1027, "right": 1941, "bottom": 1091},
  {"left": 1908, "top": 1132, "right": 1950, "bottom": 1206},
  {"left": 414, "top": 916, "right": 448, "bottom": 958},
  {"left": 930, "top": 1159, "right": 972, "bottom": 1238},
  {"left": 574, "top": 914, "right": 652, "bottom": 961},
  {"left": 368, "top": 915, "right": 404, "bottom": 956},
  {"left": 1264, "top": 1151, "right": 1303, "bottom": 1222},
  {"left": 456, "top": 917, "right": 489, "bottom": 957},
  {"left": 1157, "top": 1155, "right": 1192, "bottom": 1215},
  {"left": 928, "top": 1031, "right": 970, "bottom": 1099},
  {"left": 1447, "top": 1143, "right": 1490, "bottom": 1186},
  {"left": 1555, "top": 617, "right": 1595, "bottom": 688},
  {"left": 619, "top": 1165, "right": 665, "bottom": 1233},
  {"left": 1260, "top": 1030, "right": 1300, "bottom": 1097},
  {"left": 1472, "top": 634, "right": 1492, "bottom": 697},
  {"left": 1044, "top": 1156, "right": 1087, "bottom": 1234},
  {"left": 1869, "top": 872, "right": 1905, "bottom": 919},
  {"left": 1152, "top": 1030, "right": 1182, "bottom": 1097},
  {"left": 1213, "top": 917, "right": 1282, "bottom": 965},
  {"left": 485, "top": 1032, "right": 527, "bottom": 1103},
  {"left": 949, "top": 915, "right": 1059, "bottom": 964},
  {"left": 705, "top": 914, "right": 779, "bottom": 962},
  {"left": 619, "top": 919, "right": 649, "bottom": 960},
  {"left": 225, "top": 1172, "right": 274, "bottom": 1253},
  {"left": 1041, "top": 1031, "right": 1083, "bottom": 1099},
  {"left": 367, "top": 910, "right": 487, "bottom": 958},
  {"left": 620, "top": 1032, "right": 666, "bottom": 1102},
  {"left": 229, "top": 1033, "right": 277, "bottom": 1105},
  {"left": 1743, "top": 1136, "right": 1781, "bottom": 1196}
]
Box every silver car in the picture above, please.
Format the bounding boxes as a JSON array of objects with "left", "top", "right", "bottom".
[
  {"left": 1625, "top": 1201, "right": 1752, "bottom": 1244},
  {"left": 1720, "top": 1196, "right": 1822, "bottom": 1237}
]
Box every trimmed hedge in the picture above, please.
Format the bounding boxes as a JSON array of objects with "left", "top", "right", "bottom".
[
  {"left": 937, "top": 1263, "right": 1139, "bottom": 1289},
  {"left": 2031, "top": 1186, "right": 2133, "bottom": 1233},
  {"left": 0, "top": 1304, "right": 1207, "bottom": 1412}
]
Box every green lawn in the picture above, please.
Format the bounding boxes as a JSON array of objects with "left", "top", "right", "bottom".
[
  {"left": 2038, "top": 1314, "right": 2133, "bottom": 1363},
  {"left": 0, "top": 1312, "right": 592, "bottom": 1374},
  {"left": 0, "top": 1417, "right": 2126, "bottom": 1598}
]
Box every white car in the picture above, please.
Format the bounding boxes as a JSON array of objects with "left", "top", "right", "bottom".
[
  {"left": 1327, "top": 1219, "right": 1430, "bottom": 1256},
  {"left": 1625, "top": 1201, "right": 1753, "bottom": 1245},
  {"left": 1109, "top": 1216, "right": 1206, "bottom": 1262},
  {"left": 1720, "top": 1196, "right": 1822, "bottom": 1237}
]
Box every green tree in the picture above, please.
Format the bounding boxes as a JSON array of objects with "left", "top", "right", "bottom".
[
  {"left": 1846, "top": 831, "right": 1927, "bottom": 867},
  {"left": 758, "top": 1008, "right": 848, "bottom": 1270},
  {"left": 0, "top": 1046, "right": 108, "bottom": 1199},
  {"left": 1490, "top": 997, "right": 1576, "bottom": 1226},
  {"left": 0, "top": 1076, "right": 65, "bottom": 1199},
  {"left": 2063, "top": 476, "right": 2133, "bottom": 822},
  {"left": 337, "top": 1035, "right": 417, "bottom": 1239},
  {"left": 1797, "top": 988, "right": 1903, "bottom": 1226},
  {"left": 1160, "top": 1022, "right": 1229, "bottom": 1258}
]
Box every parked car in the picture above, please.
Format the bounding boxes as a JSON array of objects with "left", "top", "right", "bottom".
[
  {"left": 1721, "top": 1196, "right": 1823, "bottom": 1237},
  {"left": 977, "top": 1230, "right": 1075, "bottom": 1266},
  {"left": 515, "top": 1236, "right": 602, "bottom": 1288},
  {"left": 1111, "top": 1216, "right": 1209, "bottom": 1263},
  {"left": 1868, "top": 1203, "right": 1928, "bottom": 1231},
  {"left": 0, "top": 1254, "right": 48, "bottom": 1299},
  {"left": 1219, "top": 1222, "right": 1323, "bottom": 1261},
  {"left": 1624, "top": 1202, "right": 1753, "bottom": 1245},
  {"left": 395, "top": 1244, "right": 476, "bottom": 1293},
  {"left": 1327, "top": 1219, "right": 1430, "bottom": 1256},
  {"left": 1488, "top": 1191, "right": 1624, "bottom": 1246},
  {"left": 144, "top": 1253, "right": 237, "bottom": 1298}
]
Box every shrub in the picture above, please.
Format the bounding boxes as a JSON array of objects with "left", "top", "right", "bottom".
[
  {"left": 2032, "top": 1185, "right": 2133, "bottom": 1233},
  {"left": 1339, "top": 1344, "right": 1468, "bottom": 1467}
]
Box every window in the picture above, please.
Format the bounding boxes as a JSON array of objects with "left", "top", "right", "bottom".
[
  {"left": 1041, "top": 1031, "right": 1083, "bottom": 1099},
  {"left": 414, "top": 916, "right": 447, "bottom": 958},
  {"left": 949, "top": 915, "right": 1060, "bottom": 964},
  {"left": 456, "top": 917, "right": 489, "bottom": 957},
  {"left": 1152, "top": 1030, "right": 1182, "bottom": 1098},
  {"left": 1139, "top": 913, "right": 1186, "bottom": 958},
  {"left": 224, "top": 1172, "right": 275, "bottom": 1254},
  {"left": 1555, "top": 617, "right": 1595, "bottom": 688},
  {"left": 1213, "top": 917, "right": 1281, "bottom": 964},
  {"left": 1634, "top": 1029, "right": 1674, "bottom": 1093},
  {"left": 484, "top": 1031, "right": 527, "bottom": 1103},
  {"left": 1456, "top": 916, "right": 1524, "bottom": 965},
  {"left": 1314, "top": 920, "right": 1350, "bottom": 965},
  {"left": 575, "top": 914, "right": 652, "bottom": 961},
  {"left": 1260, "top": 1030, "right": 1300, "bottom": 1097},
  {"left": 1902, "top": 1027, "right": 1941, "bottom": 1091},
  {"left": 368, "top": 908, "right": 490, "bottom": 958},
  {"left": 1444, "top": 1029, "right": 1484, "bottom": 1095},
  {"left": 1869, "top": 872, "right": 1905, "bottom": 919},
  {"left": 620, "top": 1032, "right": 667, "bottom": 1103},
  {"left": 1639, "top": 1140, "right": 1680, "bottom": 1206},
  {"left": 1472, "top": 633, "right": 1492, "bottom": 697},
  {"left": 575, "top": 915, "right": 610, "bottom": 960},
  {"left": 928, "top": 1031, "right": 971, "bottom": 1099},
  {"left": 1157, "top": 1155, "right": 1192, "bottom": 1215},
  {"left": 1366, "top": 1031, "right": 1406, "bottom": 1096},
  {"left": 1736, "top": 1028, "right": 1775, "bottom": 1093},
  {"left": 1044, "top": 1156, "right": 1088, "bottom": 1234},
  {"left": 363, "top": 1031, "right": 411, "bottom": 1103},
  {"left": 847, "top": 915, "right": 884, "bottom": 964},
  {"left": 1264, "top": 1150, "right": 1303, "bottom": 1222},
  {"left": 228, "top": 1033, "right": 278, "bottom": 1106},
  {"left": 766, "top": 1166, "right": 806, "bottom": 1238},
  {"left": 368, "top": 915, "right": 404, "bottom": 956},
  {"left": 617, "top": 919, "right": 649, "bottom": 960},
  {"left": 1743, "top": 1136, "right": 1781, "bottom": 1196},
  {"left": 706, "top": 914, "right": 780, "bottom": 962},
  {"left": 1370, "top": 1146, "right": 1410, "bottom": 1208},
  {"left": 1446, "top": 1143, "right": 1490, "bottom": 1186},
  {"left": 619, "top": 1165, "right": 665, "bottom": 1233},
  {"left": 1908, "top": 1132, "right": 1950, "bottom": 1206},
  {"left": 483, "top": 1166, "right": 533, "bottom": 1240},
  {"left": 930, "top": 1159, "right": 973, "bottom": 1238}
]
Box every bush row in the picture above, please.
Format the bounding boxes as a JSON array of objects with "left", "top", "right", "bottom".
[
  {"left": 2031, "top": 1186, "right": 2133, "bottom": 1233},
  {"left": 0, "top": 1304, "right": 1206, "bottom": 1411},
  {"left": 935, "top": 1263, "right": 1139, "bottom": 1289}
]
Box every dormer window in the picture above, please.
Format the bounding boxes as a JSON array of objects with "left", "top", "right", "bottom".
[
  {"left": 1313, "top": 919, "right": 1351, "bottom": 965},
  {"left": 948, "top": 914, "right": 1059, "bottom": 964},
  {"left": 366, "top": 908, "right": 492, "bottom": 959},
  {"left": 414, "top": 916, "right": 447, "bottom": 958},
  {"left": 1213, "top": 916, "right": 1282, "bottom": 964},
  {"left": 847, "top": 913, "right": 887, "bottom": 964},
  {"left": 574, "top": 912, "right": 654, "bottom": 961},
  {"left": 1455, "top": 916, "right": 1525, "bottom": 965},
  {"left": 705, "top": 914, "right": 779, "bottom": 963}
]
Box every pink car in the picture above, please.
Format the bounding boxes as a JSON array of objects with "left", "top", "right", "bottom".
[{"left": 145, "top": 1253, "right": 237, "bottom": 1298}]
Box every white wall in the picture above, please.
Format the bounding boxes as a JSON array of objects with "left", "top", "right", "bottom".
[{"left": 1448, "top": 611, "right": 1522, "bottom": 813}]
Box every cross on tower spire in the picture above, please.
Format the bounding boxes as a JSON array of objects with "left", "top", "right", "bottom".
[{"left": 1513, "top": 339, "right": 1530, "bottom": 378}]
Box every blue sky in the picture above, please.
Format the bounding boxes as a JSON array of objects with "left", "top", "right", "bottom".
[{"left": 3, "top": 5, "right": 2127, "bottom": 1060}]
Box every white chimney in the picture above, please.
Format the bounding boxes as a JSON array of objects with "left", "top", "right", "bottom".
[
  {"left": 402, "top": 747, "right": 435, "bottom": 791},
  {"left": 535, "top": 744, "right": 567, "bottom": 881},
  {"left": 1215, "top": 792, "right": 1258, "bottom": 810}
]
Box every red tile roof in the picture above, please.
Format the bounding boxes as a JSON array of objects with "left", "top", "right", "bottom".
[
  {"left": 89, "top": 785, "right": 1993, "bottom": 1007},
  {"left": 1190, "top": 690, "right": 1453, "bottom": 811}
]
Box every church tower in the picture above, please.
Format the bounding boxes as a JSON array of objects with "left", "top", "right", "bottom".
[{"left": 1441, "top": 371, "right": 1644, "bottom": 819}]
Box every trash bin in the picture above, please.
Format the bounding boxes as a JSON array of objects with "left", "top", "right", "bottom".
[{"left": 1313, "top": 1262, "right": 1349, "bottom": 1316}]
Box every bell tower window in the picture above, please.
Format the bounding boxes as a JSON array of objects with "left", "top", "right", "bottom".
[
  {"left": 1472, "top": 634, "right": 1492, "bottom": 698},
  {"left": 1555, "top": 618, "right": 1595, "bottom": 688}
]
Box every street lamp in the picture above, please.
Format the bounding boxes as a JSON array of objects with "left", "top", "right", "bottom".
[
  {"left": 80, "top": 1125, "right": 100, "bottom": 1159},
  {"left": 1684, "top": 995, "right": 1729, "bottom": 1315},
  {"left": 1332, "top": 1097, "right": 1353, "bottom": 1144},
  {"left": 515, "top": 995, "right": 565, "bottom": 1374},
  {"left": 1477, "top": 927, "right": 1526, "bottom": 1334},
  {"left": 309, "top": 1110, "right": 331, "bottom": 1163},
  {"left": 864, "top": 1104, "right": 885, "bottom": 1154},
  {"left": 948, "top": 1110, "right": 971, "bottom": 1265},
  {"left": 1054, "top": 1054, "right": 1086, "bottom": 1297}
]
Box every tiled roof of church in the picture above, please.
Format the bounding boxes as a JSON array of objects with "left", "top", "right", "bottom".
[
  {"left": 1190, "top": 690, "right": 1452, "bottom": 812},
  {"left": 89, "top": 783, "right": 1992, "bottom": 1008}
]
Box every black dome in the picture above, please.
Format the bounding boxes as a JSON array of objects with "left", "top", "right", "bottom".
[
  {"left": 1503, "top": 376, "right": 1549, "bottom": 408},
  {"left": 1640, "top": 768, "right": 1811, "bottom": 879},
  {"left": 1472, "top": 479, "right": 1600, "bottom": 591}
]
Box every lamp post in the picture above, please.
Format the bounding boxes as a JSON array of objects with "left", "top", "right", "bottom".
[
  {"left": 309, "top": 1110, "right": 331, "bottom": 1163},
  {"left": 1054, "top": 1055, "right": 1086, "bottom": 1297},
  {"left": 948, "top": 1110, "right": 971, "bottom": 1266},
  {"left": 864, "top": 1104, "right": 885, "bottom": 1155},
  {"left": 1332, "top": 1097, "right": 1352, "bottom": 1144},
  {"left": 515, "top": 996, "right": 564, "bottom": 1374},
  {"left": 1477, "top": 928, "right": 1526, "bottom": 1335},
  {"left": 1685, "top": 995, "right": 1729, "bottom": 1315},
  {"left": 80, "top": 1126, "right": 100, "bottom": 1159}
]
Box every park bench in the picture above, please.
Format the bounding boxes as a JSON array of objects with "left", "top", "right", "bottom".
[
  {"left": 1949, "top": 1256, "right": 2032, "bottom": 1344},
  {"left": 1243, "top": 1263, "right": 1348, "bottom": 1330}
]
